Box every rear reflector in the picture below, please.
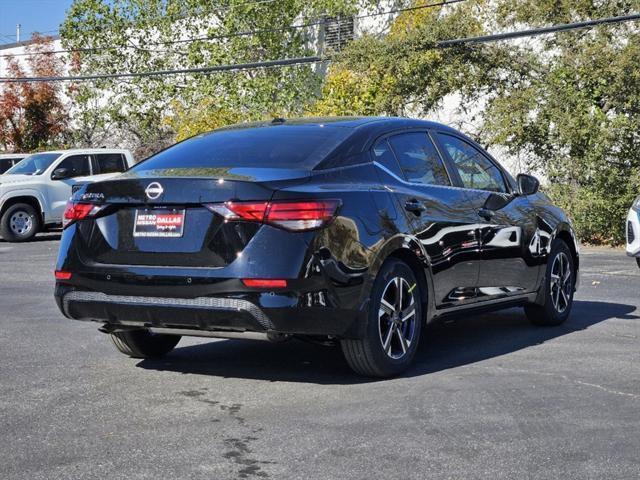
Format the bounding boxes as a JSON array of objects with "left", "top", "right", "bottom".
[
  {"left": 242, "top": 279, "right": 288, "bottom": 288},
  {"left": 63, "top": 202, "right": 103, "bottom": 227},
  {"left": 55, "top": 270, "right": 72, "bottom": 280},
  {"left": 206, "top": 200, "right": 340, "bottom": 231}
]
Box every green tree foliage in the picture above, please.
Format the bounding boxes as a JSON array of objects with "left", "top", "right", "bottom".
[
  {"left": 486, "top": 0, "right": 640, "bottom": 244},
  {"left": 311, "top": 1, "right": 495, "bottom": 117},
  {"left": 61, "top": 0, "right": 372, "bottom": 152},
  {"left": 312, "top": 0, "right": 640, "bottom": 244}
]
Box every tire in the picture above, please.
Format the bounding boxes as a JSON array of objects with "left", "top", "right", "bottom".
[
  {"left": 0, "top": 203, "right": 41, "bottom": 242},
  {"left": 341, "top": 258, "right": 423, "bottom": 377},
  {"left": 635, "top": 257, "right": 640, "bottom": 269},
  {"left": 525, "top": 239, "right": 575, "bottom": 326},
  {"left": 110, "top": 330, "right": 181, "bottom": 358}
]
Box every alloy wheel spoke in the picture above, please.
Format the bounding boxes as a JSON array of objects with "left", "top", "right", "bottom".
[
  {"left": 396, "top": 277, "right": 403, "bottom": 310},
  {"left": 380, "top": 298, "right": 395, "bottom": 317},
  {"left": 401, "top": 303, "right": 416, "bottom": 322},
  {"left": 560, "top": 287, "right": 569, "bottom": 309},
  {"left": 382, "top": 324, "right": 395, "bottom": 353},
  {"left": 396, "top": 328, "right": 408, "bottom": 354},
  {"left": 553, "top": 285, "right": 560, "bottom": 309},
  {"left": 558, "top": 253, "right": 564, "bottom": 278}
]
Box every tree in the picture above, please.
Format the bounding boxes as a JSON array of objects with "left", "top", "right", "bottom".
[
  {"left": 484, "top": 0, "right": 640, "bottom": 244},
  {"left": 309, "top": 1, "right": 496, "bottom": 119},
  {"left": 311, "top": 0, "right": 640, "bottom": 244},
  {"left": 0, "top": 35, "right": 69, "bottom": 152},
  {"left": 60, "top": 0, "right": 375, "bottom": 152}
]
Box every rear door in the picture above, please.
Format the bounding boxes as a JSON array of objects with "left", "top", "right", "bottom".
[
  {"left": 434, "top": 132, "right": 539, "bottom": 297},
  {"left": 92, "top": 152, "right": 128, "bottom": 177},
  {"left": 48, "top": 154, "right": 92, "bottom": 220},
  {"left": 381, "top": 131, "right": 483, "bottom": 308}
]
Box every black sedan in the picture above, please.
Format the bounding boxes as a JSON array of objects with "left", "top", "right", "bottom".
[{"left": 54, "top": 117, "right": 579, "bottom": 377}]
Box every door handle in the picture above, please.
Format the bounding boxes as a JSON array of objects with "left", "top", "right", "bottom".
[
  {"left": 478, "top": 207, "right": 495, "bottom": 221},
  {"left": 404, "top": 199, "right": 426, "bottom": 215}
]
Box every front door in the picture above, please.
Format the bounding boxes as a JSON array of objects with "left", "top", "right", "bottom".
[
  {"left": 380, "top": 132, "right": 483, "bottom": 308},
  {"left": 433, "top": 132, "right": 540, "bottom": 299}
]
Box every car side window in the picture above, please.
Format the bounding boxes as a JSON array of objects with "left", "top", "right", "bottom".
[
  {"left": 56, "top": 155, "right": 91, "bottom": 178},
  {"left": 437, "top": 134, "right": 507, "bottom": 193},
  {"left": 95, "top": 153, "right": 126, "bottom": 174},
  {"left": 0, "top": 158, "right": 15, "bottom": 173},
  {"left": 387, "top": 132, "right": 450, "bottom": 186},
  {"left": 371, "top": 138, "right": 403, "bottom": 174}
]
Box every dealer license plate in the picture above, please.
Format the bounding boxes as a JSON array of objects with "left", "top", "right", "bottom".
[{"left": 133, "top": 209, "right": 185, "bottom": 238}]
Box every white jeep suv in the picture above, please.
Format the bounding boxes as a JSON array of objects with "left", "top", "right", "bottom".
[{"left": 0, "top": 148, "right": 134, "bottom": 241}]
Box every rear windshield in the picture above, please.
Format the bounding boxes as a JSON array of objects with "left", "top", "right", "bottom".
[{"left": 131, "top": 125, "right": 352, "bottom": 172}]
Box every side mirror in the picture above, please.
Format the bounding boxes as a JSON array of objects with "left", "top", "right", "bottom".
[
  {"left": 517, "top": 173, "right": 539, "bottom": 196},
  {"left": 52, "top": 168, "right": 70, "bottom": 180}
]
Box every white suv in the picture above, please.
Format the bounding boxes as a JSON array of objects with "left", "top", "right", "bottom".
[{"left": 0, "top": 148, "right": 134, "bottom": 241}]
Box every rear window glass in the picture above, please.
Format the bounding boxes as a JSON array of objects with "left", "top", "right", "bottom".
[
  {"left": 131, "top": 125, "right": 352, "bottom": 172},
  {"left": 0, "top": 158, "right": 16, "bottom": 173},
  {"left": 96, "top": 153, "right": 126, "bottom": 174}
]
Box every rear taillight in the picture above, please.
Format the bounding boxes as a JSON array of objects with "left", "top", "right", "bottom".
[
  {"left": 63, "top": 202, "right": 103, "bottom": 228},
  {"left": 54, "top": 270, "right": 72, "bottom": 280},
  {"left": 206, "top": 200, "right": 340, "bottom": 231}
]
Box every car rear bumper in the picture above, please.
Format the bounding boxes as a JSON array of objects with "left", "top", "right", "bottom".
[{"left": 55, "top": 284, "right": 367, "bottom": 338}]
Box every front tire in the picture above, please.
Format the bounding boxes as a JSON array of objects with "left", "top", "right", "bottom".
[
  {"left": 525, "top": 239, "right": 575, "bottom": 326},
  {"left": 0, "top": 203, "right": 41, "bottom": 242},
  {"left": 341, "top": 259, "right": 423, "bottom": 377},
  {"left": 110, "top": 330, "right": 181, "bottom": 358}
]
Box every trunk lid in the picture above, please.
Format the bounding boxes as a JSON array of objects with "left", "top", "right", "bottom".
[{"left": 75, "top": 168, "right": 309, "bottom": 268}]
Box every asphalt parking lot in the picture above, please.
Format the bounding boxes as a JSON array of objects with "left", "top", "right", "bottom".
[{"left": 1, "top": 235, "right": 639, "bottom": 480}]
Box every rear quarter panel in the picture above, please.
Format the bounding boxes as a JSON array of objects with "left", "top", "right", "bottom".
[{"left": 270, "top": 163, "right": 402, "bottom": 312}]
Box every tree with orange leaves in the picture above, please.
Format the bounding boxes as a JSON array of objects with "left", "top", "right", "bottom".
[{"left": 0, "top": 35, "right": 68, "bottom": 152}]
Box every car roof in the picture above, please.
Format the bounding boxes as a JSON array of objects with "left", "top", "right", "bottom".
[
  {"left": 0, "top": 153, "right": 28, "bottom": 158},
  {"left": 219, "top": 116, "right": 459, "bottom": 132},
  {"left": 197, "top": 116, "right": 468, "bottom": 170},
  {"left": 32, "top": 148, "right": 131, "bottom": 155}
]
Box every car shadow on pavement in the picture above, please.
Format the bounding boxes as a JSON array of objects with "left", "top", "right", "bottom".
[{"left": 136, "top": 300, "right": 637, "bottom": 384}]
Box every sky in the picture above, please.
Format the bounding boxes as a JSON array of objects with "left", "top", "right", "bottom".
[{"left": 0, "top": 0, "right": 74, "bottom": 44}]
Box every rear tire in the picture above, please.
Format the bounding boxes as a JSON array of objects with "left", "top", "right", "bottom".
[
  {"left": 341, "top": 258, "right": 423, "bottom": 378},
  {"left": 110, "top": 330, "right": 181, "bottom": 358},
  {"left": 0, "top": 203, "right": 41, "bottom": 242},
  {"left": 525, "top": 239, "right": 575, "bottom": 326}
]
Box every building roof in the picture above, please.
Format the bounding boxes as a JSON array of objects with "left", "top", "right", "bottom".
[{"left": 0, "top": 35, "right": 60, "bottom": 51}]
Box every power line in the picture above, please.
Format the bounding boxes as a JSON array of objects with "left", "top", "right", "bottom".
[
  {"left": 0, "top": 0, "right": 467, "bottom": 58},
  {"left": 0, "top": 56, "right": 326, "bottom": 83},
  {"left": 438, "top": 12, "right": 640, "bottom": 46},
  {"left": 1, "top": 11, "right": 639, "bottom": 83}
]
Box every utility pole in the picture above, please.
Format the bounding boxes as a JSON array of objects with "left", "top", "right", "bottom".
[{"left": 16, "top": 24, "right": 21, "bottom": 42}]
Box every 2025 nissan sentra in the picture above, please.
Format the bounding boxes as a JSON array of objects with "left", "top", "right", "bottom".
[{"left": 54, "top": 117, "right": 579, "bottom": 377}]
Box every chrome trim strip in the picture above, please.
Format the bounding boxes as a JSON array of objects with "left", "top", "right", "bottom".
[
  {"left": 434, "top": 292, "right": 537, "bottom": 314},
  {"left": 373, "top": 161, "right": 514, "bottom": 196},
  {"left": 148, "top": 328, "right": 271, "bottom": 341},
  {"left": 62, "top": 291, "right": 274, "bottom": 329}
]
